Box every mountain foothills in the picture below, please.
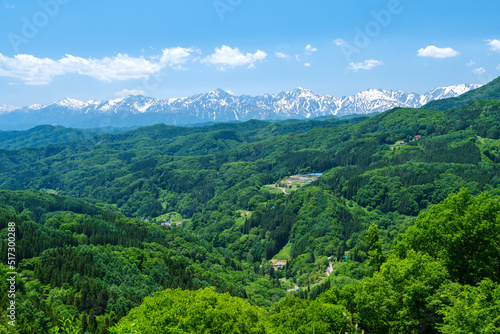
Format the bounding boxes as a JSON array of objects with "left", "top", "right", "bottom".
[
  {"left": 424, "top": 76, "right": 500, "bottom": 111},
  {"left": 0, "top": 77, "right": 500, "bottom": 333},
  {"left": 0, "top": 84, "right": 480, "bottom": 130}
]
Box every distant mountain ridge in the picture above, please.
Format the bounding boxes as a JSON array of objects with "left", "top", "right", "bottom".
[
  {"left": 0, "top": 84, "right": 481, "bottom": 129},
  {"left": 423, "top": 76, "right": 500, "bottom": 111}
]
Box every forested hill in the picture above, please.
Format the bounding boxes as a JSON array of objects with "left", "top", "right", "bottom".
[
  {"left": 423, "top": 75, "right": 500, "bottom": 110},
  {"left": 0, "top": 125, "right": 135, "bottom": 150},
  {"left": 1, "top": 86, "right": 500, "bottom": 332}
]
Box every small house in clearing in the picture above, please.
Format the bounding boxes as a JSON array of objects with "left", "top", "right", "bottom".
[{"left": 270, "top": 259, "right": 287, "bottom": 270}]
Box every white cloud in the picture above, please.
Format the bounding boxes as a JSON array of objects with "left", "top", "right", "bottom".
[
  {"left": 487, "top": 39, "right": 500, "bottom": 53},
  {"left": 466, "top": 60, "right": 476, "bottom": 67},
  {"left": 472, "top": 67, "right": 486, "bottom": 75},
  {"left": 0, "top": 47, "right": 195, "bottom": 85},
  {"left": 59, "top": 54, "right": 165, "bottom": 82},
  {"left": 158, "top": 47, "right": 197, "bottom": 70},
  {"left": 0, "top": 54, "right": 66, "bottom": 85},
  {"left": 347, "top": 59, "right": 383, "bottom": 72},
  {"left": 115, "top": 89, "right": 145, "bottom": 97},
  {"left": 417, "top": 45, "right": 460, "bottom": 59},
  {"left": 305, "top": 44, "right": 318, "bottom": 55},
  {"left": 304, "top": 63, "right": 312, "bottom": 67},
  {"left": 275, "top": 52, "right": 289, "bottom": 59},
  {"left": 4, "top": 3, "right": 14, "bottom": 9},
  {"left": 334, "top": 39, "right": 345, "bottom": 46},
  {"left": 496, "top": 64, "right": 500, "bottom": 71},
  {"left": 203, "top": 45, "right": 267, "bottom": 71},
  {"left": 295, "top": 54, "right": 301, "bottom": 62}
]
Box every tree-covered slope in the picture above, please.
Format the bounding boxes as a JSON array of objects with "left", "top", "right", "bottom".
[
  {"left": 0, "top": 125, "right": 137, "bottom": 150},
  {"left": 111, "top": 190, "right": 500, "bottom": 334},
  {"left": 0, "top": 125, "right": 98, "bottom": 150},
  {"left": 0, "top": 190, "right": 266, "bottom": 333},
  {"left": 1, "top": 97, "right": 500, "bottom": 333},
  {"left": 423, "top": 75, "right": 500, "bottom": 110}
]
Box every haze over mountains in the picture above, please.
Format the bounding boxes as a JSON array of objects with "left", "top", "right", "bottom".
[{"left": 0, "top": 84, "right": 480, "bottom": 130}]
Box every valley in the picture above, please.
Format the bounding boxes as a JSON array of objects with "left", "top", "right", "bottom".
[{"left": 0, "top": 77, "right": 500, "bottom": 333}]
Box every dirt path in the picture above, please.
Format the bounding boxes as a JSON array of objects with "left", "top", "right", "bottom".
[{"left": 278, "top": 187, "right": 290, "bottom": 195}]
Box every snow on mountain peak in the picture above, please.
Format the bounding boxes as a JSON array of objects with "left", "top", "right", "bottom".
[
  {"left": 1, "top": 83, "right": 481, "bottom": 128},
  {"left": 27, "top": 104, "right": 45, "bottom": 110},
  {"left": 0, "top": 104, "right": 18, "bottom": 114},
  {"left": 420, "top": 84, "right": 482, "bottom": 105},
  {"left": 55, "top": 98, "right": 88, "bottom": 109},
  {"left": 205, "top": 88, "right": 228, "bottom": 97}
]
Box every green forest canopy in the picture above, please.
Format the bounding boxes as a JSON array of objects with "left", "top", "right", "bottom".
[{"left": 1, "top": 77, "right": 500, "bottom": 333}]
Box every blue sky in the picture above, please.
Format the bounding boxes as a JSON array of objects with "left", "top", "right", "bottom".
[{"left": 0, "top": 0, "right": 499, "bottom": 106}]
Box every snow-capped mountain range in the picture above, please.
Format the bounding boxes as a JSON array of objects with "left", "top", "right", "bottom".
[{"left": 0, "top": 84, "right": 481, "bottom": 130}]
